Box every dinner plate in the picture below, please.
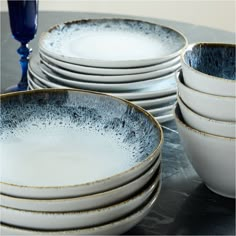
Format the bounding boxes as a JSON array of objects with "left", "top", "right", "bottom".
[
  {"left": 28, "top": 68, "right": 177, "bottom": 100},
  {"left": 39, "top": 18, "right": 187, "bottom": 68},
  {"left": 40, "top": 51, "right": 181, "bottom": 75},
  {"left": 155, "top": 113, "right": 174, "bottom": 123},
  {"left": 28, "top": 74, "right": 176, "bottom": 109},
  {"left": 0, "top": 183, "right": 160, "bottom": 235},
  {"left": 148, "top": 104, "right": 174, "bottom": 116},
  {"left": 41, "top": 58, "right": 180, "bottom": 83},
  {"left": 29, "top": 55, "right": 177, "bottom": 93},
  {"left": 133, "top": 94, "right": 177, "bottom": 109}
]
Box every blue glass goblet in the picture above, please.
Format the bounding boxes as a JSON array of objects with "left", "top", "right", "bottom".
[{"left": 6, "top": 0, "right": 38, "bottom": 93}]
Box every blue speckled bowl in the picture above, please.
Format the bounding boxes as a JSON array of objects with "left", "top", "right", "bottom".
[
  {"left": 0, "top": 89, "right": 163, "bottom": 199},
  {"left": 181, "top": 43, "right": 236, "bottom": 97}
]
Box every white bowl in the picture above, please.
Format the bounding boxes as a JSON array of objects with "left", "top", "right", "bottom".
[
  {"left": 0, "top": 155, "right": 161, "bottom": 212},
  {"left": 176, "top": 70, "right": 236, "bottom": 122},
  {"left": 0, "top": 89, "right": 163, "bottom": 199},
  {"left": 181, "top": 43, "right": 236, "bottom": 97},
  {"left": 0, "top": 184, "right": 160, "bottom": 235},
  {"left": 174, "top": 103, "right": 235, "bottom": 198},
  {"left": 177, "top": 96, "right": 236, "bottom": 138},
  {"left": 0, "top": 169, "right": 161, "bottom": 230}
]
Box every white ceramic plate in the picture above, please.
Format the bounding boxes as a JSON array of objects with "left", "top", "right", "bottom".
[
  {"left": 1, "top": 172, "right": 161, "bottom": 230},
  {"left": 0, "top": 156, "right": 161, "bottom": 212},
  {"left": 133, "top": 94, "right": 177, "bottom": 109},
  {"left": 28, "top": 68, "right": 177, "bottom": 100},
  {"left": 148, "top": 104, "right": 174, "bottom": 116},
  {"left": 155, "top": 113, "right": 174, "bottom": 123},
  {"left": 39, "top": 18, "right": 187, "bottom": 68},
  {"left": 41, "top": 58, "right": 181, "bottom": 83},
  {"left": 28, "top": 74, "right": 176, "bottom": 109},
  {"left": 0, "top": 184, "right": 160, "bottom": 235},
  {"left": 29, "top": 55, "right": 177, "bottom": 93},
  {"left": 1, "top": 89, "right": 163, "bottom": 199},
  {"left": 40, "top": 51, "right": 180, "bottom": 75}
]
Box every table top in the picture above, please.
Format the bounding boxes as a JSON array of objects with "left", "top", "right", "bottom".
[{"left": 1, "top": 11, "right": 235, "bottom": 235}]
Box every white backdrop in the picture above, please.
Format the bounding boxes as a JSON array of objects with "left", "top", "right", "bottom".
[{"left": 1, "top": 0, "right": 235, "bottom": 32}]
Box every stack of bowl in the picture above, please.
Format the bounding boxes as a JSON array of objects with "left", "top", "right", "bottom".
[
  {"left": 27, "top": 18, "right": 187, "bottom": 123},
  {"left": 0, "top": 89, "right": 163, "bottom": 235},
  {"left": 174, "top": 43, "right": 236, "bottom": 198}
]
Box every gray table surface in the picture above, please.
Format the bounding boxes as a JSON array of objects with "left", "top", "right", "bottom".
[{"left": 1, "top": 11, "right": 235, "bottom": 235}]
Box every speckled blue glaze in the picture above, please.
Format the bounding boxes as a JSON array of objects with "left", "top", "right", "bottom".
[
  {"left": 184, "top": 44, "right": 235, "bottom": 80},
  {"left": 0, "top": 90, "right": 161, "bottom": 162}
]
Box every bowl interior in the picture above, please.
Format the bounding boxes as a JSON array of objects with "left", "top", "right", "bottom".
[
  {"left": 184, "top": 43, "right": 235, "bottom": 80},
  {"left": 0, "top": 89, "right": 161, "bottom": 187}
]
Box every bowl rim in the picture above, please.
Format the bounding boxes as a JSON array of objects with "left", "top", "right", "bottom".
[
  {"left": 0, "top": 88, "right": 164, "bottom": 189},
  {"left": 39, "top": 17, "right": 188, "bottom": 65},
  {"left": 176, "top": 70, "right": 236, "bottom": 100},
  {"left": 177, "top": 95, "right": 236, "bottom": 126},
  {"left": 181, "top": 42, "right": 236, "bottom": 83},
  {"left": 173, "top": 102, "right": 236, "bottom": 141}
]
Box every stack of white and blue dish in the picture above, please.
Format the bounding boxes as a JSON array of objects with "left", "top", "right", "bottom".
[
  {"left": 27, "top": 18, "right": 187, "bottom": 123},
  {"left": 174, "top": 42, "right": 236, "bottom": 198},
  {"left": 1, "top": 88, "right": 163, "bottom": 234}
]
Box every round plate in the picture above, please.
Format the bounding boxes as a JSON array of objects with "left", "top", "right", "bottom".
[
  {"left": 29, "top": 55, "right": 177, "bottom": 93},
  {"left": 39, "top": 18, "right": 187, "bottom": 68},
  {"left": 40, "top": 51, "right": 181, "bottom": 75},
  {"left": 133, "top": 94, "right": 177, "bottom": 109},
  {"left": 28, "top": 68, "right": 177, "bottom": 100},
  {"left": 41, "top": 58, "right": 180, "bottom": 83}
]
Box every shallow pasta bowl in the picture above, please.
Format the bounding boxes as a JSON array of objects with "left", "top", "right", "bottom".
[
  {"left": 0, "top": 155, "right": 161, "bottom": 212},
  {"left": 0, "top": 89, "right": 163, "bottom": 199},
  {"left": 0, "top": 167, "right": 161, "bottom": 230}
]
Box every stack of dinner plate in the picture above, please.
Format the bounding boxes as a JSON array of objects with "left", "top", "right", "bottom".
[
  {"left": 28, "top": 18, "right": 187, "bottom": 123},
  {"left": 1, "top": 89, "right": 163, "bottom": 234}
]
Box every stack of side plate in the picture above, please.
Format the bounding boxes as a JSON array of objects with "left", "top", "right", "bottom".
[
  {"left": 28, "top": 18, "right": 187, "bottom": 123},
  {"left": 0, "top": 89, "right": 163, "bottom": 234}
]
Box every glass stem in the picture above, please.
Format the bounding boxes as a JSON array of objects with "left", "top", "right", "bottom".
[{"left": 17, "top": 43, "right": 32, "bottom": 90}]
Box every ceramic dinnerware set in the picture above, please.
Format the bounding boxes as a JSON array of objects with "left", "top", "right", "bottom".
[
  {"left": 174, "top": 43, "right": 236, "bottom": 198},
  {"left": 27, "top": 18, "right": 187, "bottom": 123},
  {"left": 0, "top": 89, "right": 163, "bottom": 234}
]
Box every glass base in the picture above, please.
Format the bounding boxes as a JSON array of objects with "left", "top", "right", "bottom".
[{"left": 4, "top": 83, "right": 28, "bottom": 93}]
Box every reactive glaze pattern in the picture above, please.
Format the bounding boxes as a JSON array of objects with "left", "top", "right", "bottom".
[
  {"left": 0, "top": 89, "right": 161, "bottom": 187},
  {"left": 40, "top": 18, "right": 187, "bottom": 65},
  {"left": 184, "top": 43, "right": 235, "bottom": 80},
  {"left": 39, "top": 19, "right": 187, "bottom": 68}
]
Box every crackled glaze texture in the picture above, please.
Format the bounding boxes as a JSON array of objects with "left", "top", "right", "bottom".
[
  {"left": 0, "top": 90, "right": 160, "bottom": 186},
  {"left": 41, "top": 19, "right": 186, "bottom": 61},
  {"left": 184, "top": 44, "right": 235, "bottom": 80}
]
